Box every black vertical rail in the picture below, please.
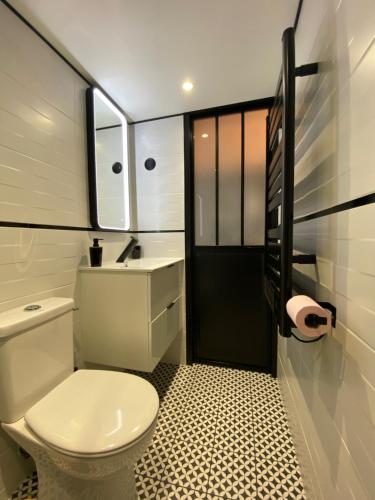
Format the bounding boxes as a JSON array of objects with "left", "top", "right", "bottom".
[
  {"left": 184, "top": 114, "right": 195, "bottom": 363},
  {"left": 215, "top": 116, "right": 219, "bottom": 246},
  {"left": 86, "top": 88, "right": 99, "bottom": 230},
  {"left": 293, "top": 0, "right": 304, "bottom": 30},
  {"left": 279, "top": 28, "right": 296, "bottom": 338},
  {"left": 264, "top": 115, "right": 270, "bottom": 278},
  {"left": 265, "top": 113, "right": 278, "bottom": 376},
  {"left": 240, "top": 112, "right": 245, "bottom": 246}
]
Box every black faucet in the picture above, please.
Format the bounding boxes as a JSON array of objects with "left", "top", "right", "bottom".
[{"left": 116, "top": 236, "right": 138, "bottom": 263}]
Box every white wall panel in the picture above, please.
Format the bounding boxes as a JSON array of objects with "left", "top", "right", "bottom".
[
  {"left": 0, "top": 3, "right": 90, "bottom": 496},
  {"left": 133, "top": 116, "right": 184, "bottom": 231},
  {"left": 0, "top": 5, "right": 188, "bottom": 498},
  {"left": 0, "top": 3, "right": 88, "bottom": 227},
  {"left": 279, "top": 1, "right": 375, "bottom": 499}
]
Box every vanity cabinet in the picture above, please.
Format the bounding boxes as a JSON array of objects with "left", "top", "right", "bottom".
[{"left": 79, "top": 259, "right": 183, "bottom": 372}]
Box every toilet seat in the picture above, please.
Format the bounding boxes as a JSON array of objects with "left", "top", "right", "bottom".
[{"left": 24, "top": 370, "right": 159, "bottom": 457}]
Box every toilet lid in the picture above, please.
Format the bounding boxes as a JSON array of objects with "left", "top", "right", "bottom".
[{"left": 25, "top": 370, "right": 159, "bottom": 456}]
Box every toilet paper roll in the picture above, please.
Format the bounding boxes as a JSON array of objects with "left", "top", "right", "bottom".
[{"left": 286, "top": 295, "right": 332, "bottom": 337}]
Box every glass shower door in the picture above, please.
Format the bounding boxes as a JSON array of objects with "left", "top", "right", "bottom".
[{"left": 191, "top": 107, "right": 272, "bottom": 369}]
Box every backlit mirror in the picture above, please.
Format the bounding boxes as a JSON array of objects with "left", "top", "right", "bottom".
[{"left": 86, "top": 87, "right": 131, "bottom": 230}]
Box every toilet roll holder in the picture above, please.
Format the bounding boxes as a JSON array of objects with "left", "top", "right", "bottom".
[{"left": 306, "top": 302, "right": 336, "bottom": 329}]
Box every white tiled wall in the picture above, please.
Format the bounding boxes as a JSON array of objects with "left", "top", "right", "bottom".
[
  {"left": 132, "top": 117, "right": 184, "bottom": 231},
  {"left": 0, "top": 8, "right": 88, "bottom": 227},
  {"left": 0, "top": 6, "right": 187, "bottom": 496},
  {"left": 129, "top": 117, "right": 186, "bottom": 365},
  {"left": 279, "top": 1, "right": 375, "bottom": 499},
  {"left": 0, "top": 2, "right": 92, "bottom": 495}
]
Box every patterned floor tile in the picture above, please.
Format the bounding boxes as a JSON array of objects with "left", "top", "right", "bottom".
[
  {"left": 207, "top": 450, "right": 257, "bottom": 499},
  {"left": 155, "top": 412, "right": 182, "bottom": 443},
  {"left": 175, "top": 411, "right": 217, "bottom": 446},
  {"left": 12, "top": 363, "right": 306, "bottom": 500},
  {"left": 136, "top": 474, "right": 163, "bottom": 499},
  {"left": 221, "top": 367, "right": 252, "bottom": 385},
  {"left": 251, "top": 373, "right": 283, "bottom": 401},
  {"left": 159, "top": 482, "right": 225, "bottom": 499},
  {"left": 162, "top": 439, "right": 213, "bottom": 493},
  {"left": 191, "top": 363, "right": 223, "bottom": 386},
  {"left": 252, "top": 399, "right": 289, "bottom": 432},
  {"left": 135, "top": 433, "right": 173, "bottom": 480},
  {"left": 181, "top": 393, "right": 222, "bottom": 417},
  {"left": 11, "top": 471, "right": 38, "bottom": 499},
  {"left": 218, "top": 398, "right": 252, "bottom": 422},
  {"left": 255, "top": 438, "right": 298, "bottom": 466},
  {"left": 256, "top": 459, "right": 306, "bottom": 499},
  {"left": 214, "top": 417, "right": 254, "bottom": 455}
]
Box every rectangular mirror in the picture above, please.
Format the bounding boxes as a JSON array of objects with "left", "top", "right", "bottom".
[{"left": 86, "top": 87, "right": 131, "bottom": 230}]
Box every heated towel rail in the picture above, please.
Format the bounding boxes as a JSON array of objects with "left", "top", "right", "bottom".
[{"left": 264, "top": 27, "right": 318, "bottom": 338}]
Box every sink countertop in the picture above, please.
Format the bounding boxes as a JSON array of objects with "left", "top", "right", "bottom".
[{"left": 79, "top": 257, "right": 184, "bottom": 273}]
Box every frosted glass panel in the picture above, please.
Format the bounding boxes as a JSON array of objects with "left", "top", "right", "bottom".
[
  {"left": 218, "top": 113, "right": 241, "bottom": 245},
  {"left": 244, "top": 110, "right": 267, "bottom": 245},
  {"left": 194, "top": 118, "right": 216, "bottom": 245}
]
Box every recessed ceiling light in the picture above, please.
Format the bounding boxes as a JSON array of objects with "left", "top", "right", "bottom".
[
  {"left": 182, "top": 81, "right": 193, "bottom": 92},
  {"left": 201, "top": 133, "right": 208, "bottom": 138}
]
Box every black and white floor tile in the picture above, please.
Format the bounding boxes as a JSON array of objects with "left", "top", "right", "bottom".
[{"left": 12, "top": 363, "right": 306, "bottom": 499}]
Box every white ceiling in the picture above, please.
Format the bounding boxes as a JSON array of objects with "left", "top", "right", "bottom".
[{"left": 10, "top": 0, "right": 299, "bottom": 121}]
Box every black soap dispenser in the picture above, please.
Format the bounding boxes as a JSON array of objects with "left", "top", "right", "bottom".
[{"left": 90, "top": 238, "right": 103, "bottom": 267}]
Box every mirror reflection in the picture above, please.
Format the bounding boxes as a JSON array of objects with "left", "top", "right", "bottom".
[{"left": 87, "top": 87, "right": 130, "bottom": 230}]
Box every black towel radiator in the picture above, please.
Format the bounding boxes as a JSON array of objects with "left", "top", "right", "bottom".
[{"left": 264, "top": 27, "right": 318, "bottom": 338}]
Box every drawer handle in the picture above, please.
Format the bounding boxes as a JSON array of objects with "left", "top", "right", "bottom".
[
  {"left": 167, "top": 299, "right": 177, "bottom": 309},
  {"left": 167, "top": 264, "right": 175, "bottom": 268}
]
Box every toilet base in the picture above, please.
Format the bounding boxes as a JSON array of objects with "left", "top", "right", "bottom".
[
  {"left": 2, "top": 418, "right": 156, "bottom": 500},
  {"left": 37, "top": 463, "right": 136, "bottom": 500}
]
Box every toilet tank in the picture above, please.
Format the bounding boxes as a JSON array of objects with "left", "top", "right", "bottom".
[{"left": 0, "top": 297, "right": 74, "bottom": 423}]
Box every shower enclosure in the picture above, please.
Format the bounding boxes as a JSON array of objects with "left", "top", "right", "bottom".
[{"left": 185, "top": 98, "right": 277, "bottom": 373}]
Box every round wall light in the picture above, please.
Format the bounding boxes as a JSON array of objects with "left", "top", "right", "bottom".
[{"left": 182, "top": 81, "right": 194, "bottom": 92}]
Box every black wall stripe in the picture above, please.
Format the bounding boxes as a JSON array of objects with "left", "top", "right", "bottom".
[
  {"left": 289, "top": 2, "right": 375, "bottom": 226},
  {"left": 0, "top": 2, "right": 186, "bottom": 236},
  {"left": 0, "top": 221, "right": 184, "bottom": 233},
  {"left": 293, "top": 193, "right": 375, "bottom": 224}
]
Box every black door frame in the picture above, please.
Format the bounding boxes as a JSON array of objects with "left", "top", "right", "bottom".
[{"left": 184, "top": 97, "right": 277, "bottom": 373}]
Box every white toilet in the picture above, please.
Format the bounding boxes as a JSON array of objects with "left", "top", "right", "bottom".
[{"left": 0, "top": 297, "right": 159, "bottom": 500}]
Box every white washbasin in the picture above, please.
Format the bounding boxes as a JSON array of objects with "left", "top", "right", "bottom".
[{"left": 79, "top": 257, "right": 183, "bottom": 273}]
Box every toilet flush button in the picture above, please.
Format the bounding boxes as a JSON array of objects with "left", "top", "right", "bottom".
[{"left": 24, "top": 304, "right": 42, "bottom": 311}]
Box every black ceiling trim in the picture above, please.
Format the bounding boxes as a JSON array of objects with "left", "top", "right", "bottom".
[
  {"left": 293, "top": 192, "right": 375, "bottom": 224},
  {"left": 96, "top": 124, "right": 122, "bottom": 131},
  {"left": 130, "top": 113, "right": 184, "bottom": 125},
  {"left": 2, "top": 1, "right": 276, "bottom": 128},
  {"left": 0, "top": 0, "right": 131, "bottom": 121},
  {"left": 184, "top": 97, "right": 275, "bottom": 120},
  {"left": 293, "top": 0, "right": 304, "bottom": 31},
  {"left": 130, "top": 98, "right": 275, "bottom": 125},
  {"left": 1, "top": 0, "right": 91, "bottom": 85}
]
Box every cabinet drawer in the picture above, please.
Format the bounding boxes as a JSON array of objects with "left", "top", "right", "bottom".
[
  {"left": 150, "top": 263, "right": 180, "bottom": 320},
  {"left": 149, "top": 296, "right": 181, "bottom": 371}
]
